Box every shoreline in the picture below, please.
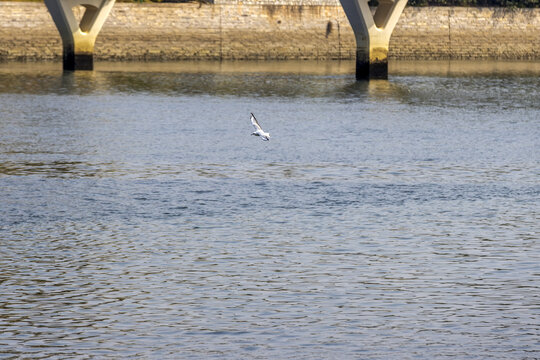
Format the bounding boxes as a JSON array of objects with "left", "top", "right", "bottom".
[{"left": 2, "top": 59, "right": 540, "bottom": 77}]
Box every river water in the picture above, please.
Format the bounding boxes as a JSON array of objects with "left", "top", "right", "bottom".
[{"left": 0, "top": 61, "right": 538, "bottom": 359}]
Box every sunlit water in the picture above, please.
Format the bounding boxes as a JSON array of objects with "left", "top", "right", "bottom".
[{"left": 0, "top": 61, "right": 539, "bottom": 359}]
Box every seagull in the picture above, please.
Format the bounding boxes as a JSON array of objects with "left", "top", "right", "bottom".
[{"left": 250, "top": 113, "right": 270, "bottom": 141}]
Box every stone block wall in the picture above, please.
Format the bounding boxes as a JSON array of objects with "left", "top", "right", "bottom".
[
  {"left": 97, "top": 3, "right": 355, "bottom": 60},
  {"left": 215, "top": 0, "right": 341, "bottom": 4},
  {"left": 392, "top": 7, "right": 540, "bottom": 59},
  {"left": 0, "top": 1, "right": 538, "bottom": 61},
  {"left": 0, "top": 2, "right": 62, "bottom": 60}
]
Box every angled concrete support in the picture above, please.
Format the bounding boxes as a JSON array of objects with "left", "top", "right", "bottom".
[
  {"left": 44, "top": 0, "right": 116, "bottom": 70},
  {"left": 339, "top": 0, "right": 407, "bottom": 79}
]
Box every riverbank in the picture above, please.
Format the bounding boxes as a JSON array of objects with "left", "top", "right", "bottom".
[{"left": 1, "top": 1, "right": 539, "bottom": 61}]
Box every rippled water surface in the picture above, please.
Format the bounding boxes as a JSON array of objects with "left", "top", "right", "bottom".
[{"left": 0, "top": 61, "right": 539, "bottom": 359}]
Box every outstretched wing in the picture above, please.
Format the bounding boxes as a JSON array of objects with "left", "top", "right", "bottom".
[{"left": 250, "top": 113, "right": 263, "bottom": 132}]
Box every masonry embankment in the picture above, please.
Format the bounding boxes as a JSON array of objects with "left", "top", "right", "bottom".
[{"left": 1, "top": 1, "right": 539, "bottom": 61}]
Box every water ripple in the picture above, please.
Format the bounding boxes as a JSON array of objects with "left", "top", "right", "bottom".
[{"left": 0, "top": 61, "right": 538, "bottom": 359}]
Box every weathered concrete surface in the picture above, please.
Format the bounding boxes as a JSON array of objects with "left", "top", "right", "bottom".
[
  {"left": 340, "top": 0, "right": 408, "bottom": 79},
  {"left": 44, "top": 0, "right": 116, "bottom": 70},
  {"left": 0, "top": 2, "right": 539, "bottom": 61}
]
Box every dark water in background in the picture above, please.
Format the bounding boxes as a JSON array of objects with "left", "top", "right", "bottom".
[{"left": 0, "top": 61, "right": 538, "bottom": 359}]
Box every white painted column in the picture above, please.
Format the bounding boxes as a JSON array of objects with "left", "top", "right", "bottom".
[
  {"left": 339, "top": 0, "right": 407, "bottom": 79},
  {"left": 44, "top": 0, "right": 116, "bottom": 70}
]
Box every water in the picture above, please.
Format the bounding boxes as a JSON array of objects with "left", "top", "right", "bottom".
[{"left": 0, "top": 61, "right": 539, "bottom": 359}]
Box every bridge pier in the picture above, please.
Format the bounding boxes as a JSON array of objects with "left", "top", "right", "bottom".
[
  {"left": 44, "top": 0, "right": 115, "bottom": 70},
  {"left": 339, "top": 0, "right": 407, "bottom": 80}
]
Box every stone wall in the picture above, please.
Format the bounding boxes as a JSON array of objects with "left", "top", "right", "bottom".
[
  {"left": 215, "top": 0, "right": 341, "bottom": 4},
  {"left": 0, "top": 2, "right": 539, "bottom": 61},
  {"left": 393, "top": 7, "right": 540, "bottom": 59}
]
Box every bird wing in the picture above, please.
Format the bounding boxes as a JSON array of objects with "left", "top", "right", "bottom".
[{"left": 250, "top": 113, "right": 263, "bottom": 132}]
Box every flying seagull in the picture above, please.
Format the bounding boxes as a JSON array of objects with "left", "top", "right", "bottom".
[{"left": 250, "top": 113, "right": 270, "bottom": 141}]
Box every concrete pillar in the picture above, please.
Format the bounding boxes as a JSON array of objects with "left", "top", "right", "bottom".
[
  {"left": 44, "top": 0, "right": 116, "bottom": 70},
  {"left": 339, "top": 0, "right": 407, "bottom": 79}
]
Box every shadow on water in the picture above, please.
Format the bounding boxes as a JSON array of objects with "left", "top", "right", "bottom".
[
  {"left": 0, "top": 60, "right": 539, "bottom": 108},
  {"left": 0, "top": 160, "right": 115, "bottom": 178},
  {"left": 391, "top": 60, "right": 540, "bottom": 78}
]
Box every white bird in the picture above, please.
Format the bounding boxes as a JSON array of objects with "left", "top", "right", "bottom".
[{"left": 250, "top": 113, "right": 270, "bottom": 141}]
